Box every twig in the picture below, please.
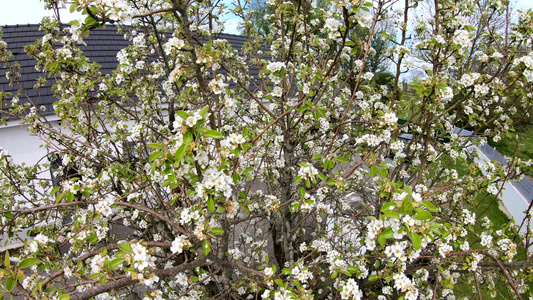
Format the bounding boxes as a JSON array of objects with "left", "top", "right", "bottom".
[
  {"left": 486, "top": 252, "right": 524, "bottom": 300},
  {"left": 70, "top": 259, "right": 209, "bottom": 300}
]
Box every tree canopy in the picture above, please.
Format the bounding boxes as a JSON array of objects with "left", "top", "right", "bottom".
[{"left": 1, "top": 0, "right": 533, "bottom": 299}]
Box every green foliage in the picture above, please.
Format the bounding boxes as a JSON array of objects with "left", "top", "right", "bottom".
[{"left": 490, "top": 124, "right": 533, "bottom": 178}]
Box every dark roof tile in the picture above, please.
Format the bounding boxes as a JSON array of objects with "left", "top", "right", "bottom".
[{"left": 1, "top": 24, "right": 250, "bottom": 119}]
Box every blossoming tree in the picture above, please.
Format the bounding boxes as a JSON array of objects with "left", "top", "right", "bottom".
[{"left": 1, "top": 0, "right": 533, "bottom": 299}]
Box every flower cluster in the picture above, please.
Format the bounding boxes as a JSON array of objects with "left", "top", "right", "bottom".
[
  {"left": 171, "top": 235, "right": 191, "bottom": 254},
  {"left": 297, "top": 163, "right": 318, "bottom": 181},
  {"left": 340, "top": 278, "right": 363, "bottom": 299},
  {"left": 131, "top": 243, "right": 156, "bottom": 272},
  {"left": 95, "top": 197, "right": 114, "bottom": 217}
]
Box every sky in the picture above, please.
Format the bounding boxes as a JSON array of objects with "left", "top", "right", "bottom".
[
  {"left": 0, "top": 0, "right": 241, "bottom": 34},
  {"left": 1, "top": 0, "right": 532, "bottom": 34}
]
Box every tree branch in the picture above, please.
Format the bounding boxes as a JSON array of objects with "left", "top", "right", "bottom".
[{"left": 70, "top": 259, "right": 210, "bottom": 300}]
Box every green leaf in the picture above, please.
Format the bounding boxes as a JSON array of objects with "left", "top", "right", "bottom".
[
  {"left": 401, "top": 196, "right": 413, "bottom": 214},
  {"left": 410, "top": 232, "right": 422, "bottom": 250},
  {"left": 54, "top": 192, "right": 65, "bottom": 203},
  {"left": 414, "top": 209, "right": 432, "bottom": 220},
  {"left": 5, "top": 277, "right": 16, "bottom": 292},
  {"left": 369, "top": 274, "right": 380, "bottom": 281},
  {"left": 317, "top": 173, "right": 326, "bottom": 182},
  {"left": 203, "top": 130, "right": 223, "bottom": 139},
  {"left": 50, "top": 186, "right": 61, "bottom": 195},
  {"left": 232, "top": 173, "right": 240, "bottom": 184},
  {"left": 203, "top": 240, "right": 210, "bottom": 256},
  {"left": 60, "top": 294, "right": 70, "bottom": 300},
  {"left": 199, "top": 105, "right": 209, "bottom": 117},
  {"left": 421, "top": 201, "right": 437, "bottom": 212},
  {"left": 383, "top": 212, "right": 400, "bottom": 219},
  {"left": 380, "top": 202, "right": 396, "bottom": 213},
  {"left": 210, "top": 228, "right": 224, "bottom": 235},
  {"left": 242, "top": 143, "right": 252, "bottom": 152},
  {"left": 312, "top": 154, "right": 323, "bottom": 160},
  {"left": 176, "top": 111, "right": 189, "bottom": 119},
  {"left": 347, "top": 266, "right": 359, "bottom": 274},
  {"left": 19, "top": 258, "right": 41, "bottom": 269},
  {"left": 118, "top": 244, "right": 133, "bottom": 254},
  {"left": 148, "top": 152, "right": 164, "bottom": 162},
  {"left": 378, "top": 234, "right": 386, "bottom": 246},
  {"left": 89, "top": 235, "right": 99, "bottom": 244},
  {"left": 273, "top": 278, "right": 283, "bottom": 287},
  {"left": 108, "top": 258, "right": 125, "bottom": 269},
  {"left": 282, "top": 268, "right": 291, "bottom": 275},
  {"left": 290, "top": 203, "right": 300, "bottom": 212},
  {"left": 381, "top": 228, "right": 394, "bottom": 239},
  {"left": 4, "top": 251, "right": 10, "bottom": 268},
  {"left": 378, "top": 228, "right": 394, "bottom": 245},
  {"left": 84, "top": 15, "right": 99, "bottom": 27},
  {"left": 337, "top": 157, "right": 348, "bottom": 163},
  {"left": 293, "top": 280, "right": 301, "bottom": 289},
  {"left": 331, "top": 271, "right": 338, "bottom": 278},
  {"left": 299, "top": 186, "right": 305, "bottom": 198},
  {"left": 370, "top": 166, "right": 377, "bottom": 177},
  {"left": 147, "top": 143, "right": 164, "bottom": 150},
  {"left": 89, "top": 273, "right": 100, "bottom": 279},
  {"left": 207, "top": 197, "right": 215, "bottom": 213},
  {"left": 2, "top": 212, "right": 16, "bottom": 223},
  {"left": 174, "top": 144, "right": 187, "bottom": 162},
  {"left": 183, "top": 131, "right": 193, "bottom": 144},
  {"left": 430, "top": 222, "right": 443, "bottom": 229},
  {"left": 82, "top": 188, "right": 93, "bottom": 198}
]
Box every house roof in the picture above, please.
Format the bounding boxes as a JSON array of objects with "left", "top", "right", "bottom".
[{"left": 0, "top": 24, "right": 252, "bottom": 119}]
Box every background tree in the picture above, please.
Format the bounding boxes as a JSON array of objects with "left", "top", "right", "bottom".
[
  {"left": 406, "top": 0, "right": 533, "bottom": 130},
  {"left": 0, "top": 0, "right": 533, "bottom": 299},
  {"left": 244, "top": 0, "right": 273, "bottom": 37}
]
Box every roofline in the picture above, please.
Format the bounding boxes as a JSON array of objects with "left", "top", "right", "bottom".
[{"left": 0, "top": 23, "right": 246, "bottom": 38}]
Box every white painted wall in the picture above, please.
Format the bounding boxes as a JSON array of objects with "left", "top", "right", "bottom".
[
  {"left": 0, "top": 121, "right": 53, "bottom": 250},
  {"left": 1, "top": 124, "right": 46, "bottom": 164},
  {"left": 0, "top": 117, "right": 62, "bottom": 164}
]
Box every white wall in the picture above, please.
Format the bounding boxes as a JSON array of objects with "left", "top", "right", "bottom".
[
  {"left": 0, "top": 119, "right": 62, "bottom": 250},
  {"left": 1, "top": 123, "right": 48, "bottom": 165},
  {"left": 1, "top": 116, "right": 63, "bottom": 164}
]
